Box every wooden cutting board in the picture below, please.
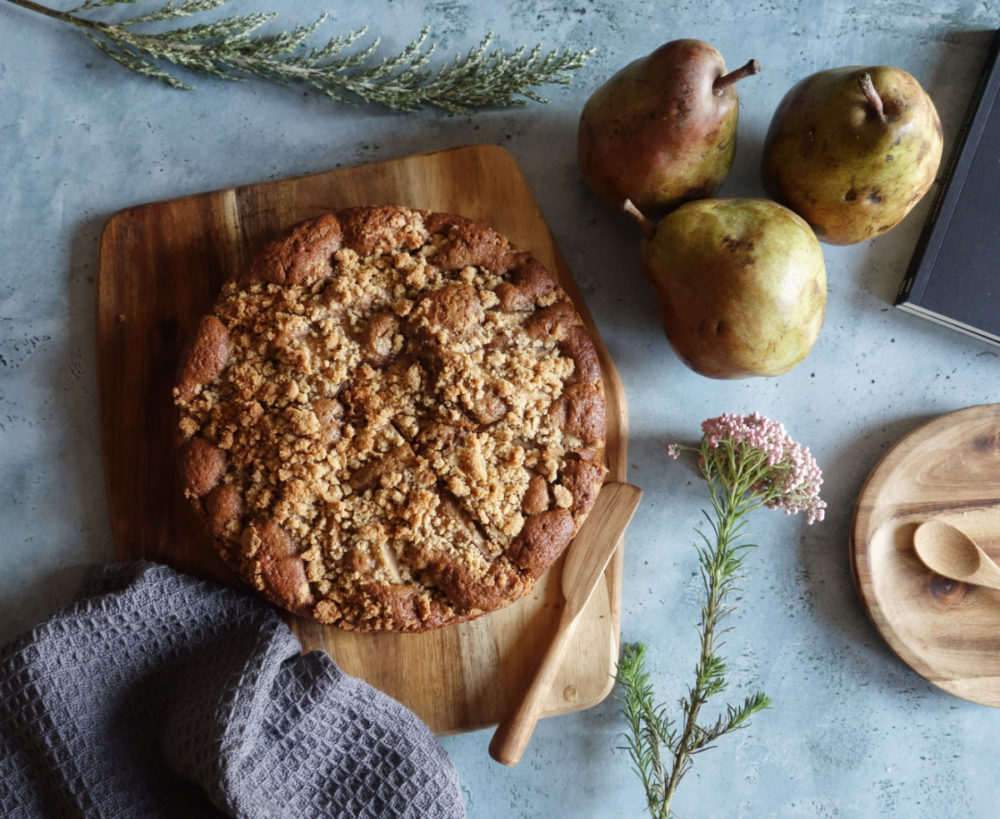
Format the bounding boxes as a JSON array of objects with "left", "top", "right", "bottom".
[
  {"left": 851, "top": 404, "right": 1000, "bottom": 707},
  {"left": 96, "top": 144, "right": 630, "bottom": 735}
]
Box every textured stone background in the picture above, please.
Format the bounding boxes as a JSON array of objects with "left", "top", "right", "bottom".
[{"left": 2, "top": 1, "right": 999, "bottom": 816}]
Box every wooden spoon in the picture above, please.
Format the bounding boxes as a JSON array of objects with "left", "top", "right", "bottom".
[
  {"left": 913, "top": 519, "right": 1000, "bottom": 591},
  {"left": 488, "top": 480, "right": 642, "bottom": 766}
]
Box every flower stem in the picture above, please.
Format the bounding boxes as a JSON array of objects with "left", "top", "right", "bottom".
[
  {"left": 620, "top": 414, "right": 823, "bottom": 816},
  {"left": 663, "top": 490, "right": 746, "bottom": 814}
]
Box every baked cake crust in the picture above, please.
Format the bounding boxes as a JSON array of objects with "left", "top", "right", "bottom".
[{"left": 174, "top": 206, "right": 608, "bottom": 632}]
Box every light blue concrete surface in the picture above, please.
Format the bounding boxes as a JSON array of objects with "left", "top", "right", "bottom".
[{"left": 2, "top": 1, "right": 999, "bottom": 816}]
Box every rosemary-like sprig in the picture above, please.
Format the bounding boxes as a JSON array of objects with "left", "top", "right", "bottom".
[
  {"left": 617, "top": 507, "right": 771, "bottom": 818},
  {"left": 5, "top": 0, "right": 594, "bottom": 113},
  {"left": 618, "top": 413, "right": 825, "bottom": 818}
]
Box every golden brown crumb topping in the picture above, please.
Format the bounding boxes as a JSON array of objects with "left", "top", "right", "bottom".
[{"left": 174, "top": 206, "right": 607, "bottom": 631}]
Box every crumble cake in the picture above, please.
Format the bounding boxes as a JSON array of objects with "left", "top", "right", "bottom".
[{"left": 173, "top": 205, "right": 608, "bottom": 631}]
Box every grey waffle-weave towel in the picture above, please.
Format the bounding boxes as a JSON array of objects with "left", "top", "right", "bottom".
[{"left": 0, "top": 561, "right": 466, "bottom": 819}]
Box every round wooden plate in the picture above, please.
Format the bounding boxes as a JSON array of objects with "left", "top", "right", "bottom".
[{"left": 851, "top": 404, "right": 1000, "bottom": 707}]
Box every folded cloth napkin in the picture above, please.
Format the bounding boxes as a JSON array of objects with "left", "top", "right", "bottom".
[{"left": 0, "top": 561, "right": 465, "bottom": 819}]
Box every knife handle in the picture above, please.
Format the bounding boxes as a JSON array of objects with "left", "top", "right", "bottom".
[{"left": 488, "top": 604, "right": 580, "bottom": 766}]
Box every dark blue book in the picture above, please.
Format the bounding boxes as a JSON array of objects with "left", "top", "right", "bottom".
[{"left": 895, "top": 29, "right": 1000, "bottom": 346}]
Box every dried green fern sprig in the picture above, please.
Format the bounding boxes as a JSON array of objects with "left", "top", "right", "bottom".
[{"left": 6, "top": 0, "right": 594, "bottom": 113}]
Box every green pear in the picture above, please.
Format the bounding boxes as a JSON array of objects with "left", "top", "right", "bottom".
[
  {"left": 761, "top": 66, "right": 943, "bottom": 244},
  {"left": 626, "top": 198, "right": 827, "bottom": 379},
  {"left": 578, "top": 39, "right": 759, "bottom": 215}
]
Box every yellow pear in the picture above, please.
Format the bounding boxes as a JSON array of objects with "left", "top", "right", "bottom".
[
  {"left": 626, "top": 198, "right": 827, "bottom": 379},
  {"left": 762, "top": 66, "right": 943, "bottom": 244}
]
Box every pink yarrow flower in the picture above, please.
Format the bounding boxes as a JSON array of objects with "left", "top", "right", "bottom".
[
  {"left": 669, "top": 411, "right": 826, "bottom": 524},
  {"left": 629, "top": 412, "right": 825, "bottom": 817}
]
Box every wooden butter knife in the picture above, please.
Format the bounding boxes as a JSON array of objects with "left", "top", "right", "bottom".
[{"left": 488, "top": 480, "right": 642, "bottom": 765}]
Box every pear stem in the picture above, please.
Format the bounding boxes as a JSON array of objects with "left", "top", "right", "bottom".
[
  {"left": 622, "top": 199, "right": 657, "bottom": 240},
  {"left": 859, "top": 72, "right": 887, "bottom": 122},
  {"left": 712, "top": 59, "right": 761, "bottom": 96}
]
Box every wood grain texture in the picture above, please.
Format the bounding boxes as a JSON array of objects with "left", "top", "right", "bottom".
[
  {"left": 96, "top": 144, "right": 631, "bottom": 734},
  {"left": 851, "top": 404, "right": 1000, "bottom": 707}
]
